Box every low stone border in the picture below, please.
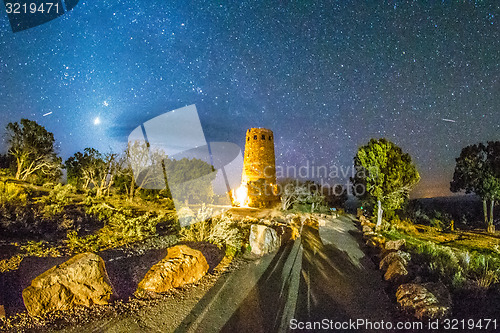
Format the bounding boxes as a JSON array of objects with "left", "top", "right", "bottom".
[{"left": 358, "top": 216, "right": 452, "bottom": 320}]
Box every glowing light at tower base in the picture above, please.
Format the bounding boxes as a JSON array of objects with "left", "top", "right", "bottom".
[{"left": 233, "top": 185, "right": 249, "bottom": 207}]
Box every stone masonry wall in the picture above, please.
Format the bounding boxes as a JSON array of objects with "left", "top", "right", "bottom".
[{"left": 241, "top": 128, "right": 279, "bottom": 208}]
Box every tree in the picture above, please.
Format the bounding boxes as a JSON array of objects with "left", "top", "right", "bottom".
[
  {"left": 278, "top": 179, "right": 326, "bottom": 212},
  {"left": 64, "top": 148, "right": 118, "bottom": 197},
  {"left": 451, "top": 141, "right": 500, "bottom": 233},
  {"left": 323, "top": 184, "right": 348, "bottom": 209},
  {"left": 5, "top": 119, "right": 61, "bottom": 182},
  {"left": 125, "top": 141, "right": 168, "bottom": 198},
  {"left": 352, "top": 138, "right": 420, "bottom": 228},
  {"left": 163, "top": 157, "right": 216, "bottom": 205}
]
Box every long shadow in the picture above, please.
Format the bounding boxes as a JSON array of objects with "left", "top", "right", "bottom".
[
  {"left": 100, "top": 248, "right": 168, "bottom": 300},
  {"left": 219, "top": 241, "right": 297, "bottom": 333},
  {"left": 294, "top": 225, "right": 398, "bottom": 331},
  {"left": 174, "top": 241, "right": 296, "bottom": 333}
]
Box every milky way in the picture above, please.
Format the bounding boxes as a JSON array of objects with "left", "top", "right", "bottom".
[{"left": 0, "top": 1, "right": 499, "bottom": 197}]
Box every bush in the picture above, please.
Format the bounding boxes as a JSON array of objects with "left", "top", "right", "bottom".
[
  {"left": 385, "top": 229, "right": 500, "bottom": 291},
  {"left": 66, "top": 230, "right": 100, "bottom": 253},
  {"left": 67, "top": 203, "right": 175, "bottom": 253},
  {"left": 38, "top": 184, "right": 76, "bottom": 217},
  {"left": 20, "top": 240, "right": 61, "bottom": 257},
  {"left": 0, "top": 255, "right": 23, "bottom": 273},
  {"left": 179, "top": 213, "right": 244, "bottom": 256},
  {"left": 0, "top": 182, "right": 27, "bottom": 205}
]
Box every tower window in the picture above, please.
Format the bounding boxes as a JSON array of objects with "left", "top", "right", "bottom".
[
  {"left": 269, "top": 135, "right": 272, "bottom": 140},
  {"left": 247, "top": 137, "right": 250, "bottom": 141},
  {"left": 254, "top": 135, "right": 257, "bottom": 140},
  {"left": 262, "top": 134, "right": 266, "bottom": 140}
]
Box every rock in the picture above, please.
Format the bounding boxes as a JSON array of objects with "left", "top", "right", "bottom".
[
  {"left": 379, "top": 251, "right": 411, "bottom": 271},
  {"left": 362, "top": 225, "right": 373, "bottom": 234},
  {"left": 22, "top": 253, "right": 113, "bottom": 317},
  {"left": 365, "top": 235, "right": 386, "bottom": 250},
  {"left": 249, "top": 224, "right": 280, "bottom": 255},
  {"left": 177, "top": 207, "right": 196, "bottom": 227},
  {"left": 385, "top": 239, "right": 406, "bottom": 251},
  {"left": 360, "top": 216, "right": 377, "bottom": 230},
  {"left": 384, "top": 260, "right": 409, "bottom": 283},
  {"left": 396, "top": 282, "right": 451, "bottom": 319},
  {"left": 137, "top": 245, "right": 208, "bottom": 294},
  {"left": 0, "top": 305, "right": 5, "bottom": 319}
]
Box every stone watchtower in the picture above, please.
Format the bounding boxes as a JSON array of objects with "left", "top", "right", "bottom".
[{"left": 241, "top": 128, "right": 279, "bottom": 208}]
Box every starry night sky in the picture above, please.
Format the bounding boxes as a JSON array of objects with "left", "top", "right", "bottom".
[{"left": 0, "top": 1, "right": 499, "bottom": 198}]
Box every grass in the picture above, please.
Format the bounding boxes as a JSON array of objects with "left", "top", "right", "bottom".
[{"left": 383, "top": 222, "right": 500, "bottom": 292}]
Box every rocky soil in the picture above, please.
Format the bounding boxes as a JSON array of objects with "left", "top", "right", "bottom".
[{"left": 0, "top": 236, "right": 230, "bottom": 332}]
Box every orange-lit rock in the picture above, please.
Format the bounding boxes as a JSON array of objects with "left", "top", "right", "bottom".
[
  {"left": 22, "top": 253, "right": 113, "bottom": 317},
  {"left": 137, "top": 245, "right": 208, "bottom": 294}
]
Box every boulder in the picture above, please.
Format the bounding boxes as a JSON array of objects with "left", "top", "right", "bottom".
[
  {"left": 384, "top": 260, "right": 409, "bottom": 283},
  {"left": 22, "top": 253, "right": 113, "bottom": 317},
  {"left": 379, "top": 251, "right": 411, "bottom": 271},
  {"left": 137, "top": 245, "right": 208, "bottom": 294},
  {"left": 365, "top": 234, "right": 386, "bottom": 250},
  {"left": 385, "top": 239, "right": 406, "bottom": 251},
  {"left": 396, "top": 282, "right": 451, "bottom": 319},
  {"left": 249, "top": 224, "right": 280, "bottom": 255},
  {"left": 177, "top": 207, "right": 196, "bottom": 227}
]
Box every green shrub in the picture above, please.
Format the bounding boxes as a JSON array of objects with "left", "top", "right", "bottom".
[
  {"left": 0, "top": 182, "right": 27, "bottom": 205},
  {"left": 0, "top": 255, "right": 23, "bottom": 272},
  {"left": 20, "top": 240, "right": 61, "bottom": 257},
  {"left": 85, "top": 202, "right": 117, "bottom": 221},
  {"left": 179, "top": 214, "right": 244, "bottom": 255},
  {"left": 66, "top": 230, "right": 101, "bottom": 253},
  {"left": 38, "top": 184, "right": 76, "bottom": 217}
]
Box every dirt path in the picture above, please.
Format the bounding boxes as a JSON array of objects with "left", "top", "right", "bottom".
[{"left": 55, "top": 215, "right": 398, "bottom": 332}]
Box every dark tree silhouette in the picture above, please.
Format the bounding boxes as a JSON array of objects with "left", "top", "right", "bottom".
[{"left": 451, "top": 141, "right": 500, "bottom": 233}]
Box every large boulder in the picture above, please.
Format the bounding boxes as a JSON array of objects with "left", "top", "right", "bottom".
[
  {"left": 249, "top": 224, "right": 280, "bottom": 255},
  {"left": 22, "top": 253, "right": 113, "bottom": 317},
  {"left": 396, "top": 282, "right": 451, "bottom": 319},
  {"left": 137, "top": 245, "right": 209, "bottom": 294}
]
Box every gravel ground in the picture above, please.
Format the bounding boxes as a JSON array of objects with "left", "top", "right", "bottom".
[{"left": 0, "top": 238, "right": 234, "bottom": 332}]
